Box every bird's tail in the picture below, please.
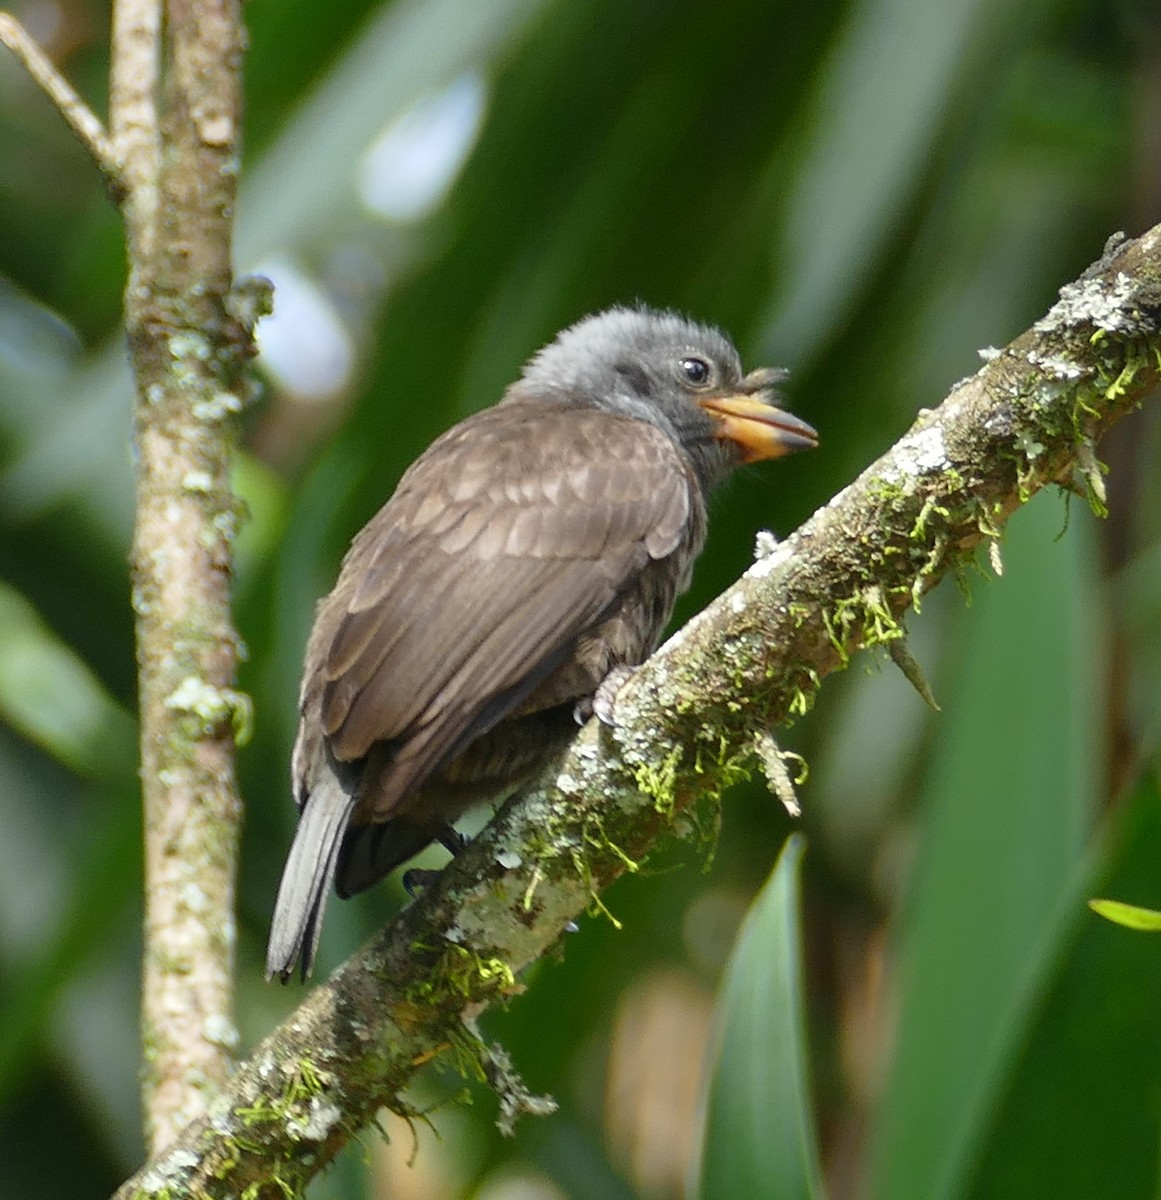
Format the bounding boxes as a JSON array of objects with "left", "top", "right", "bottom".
[{"left": 266, "top": 773, "right": 356, "bottom": 982}]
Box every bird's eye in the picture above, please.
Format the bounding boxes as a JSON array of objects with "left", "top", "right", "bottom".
[{"left": 680, "top": 356, "right": 711, "bottom": 387}]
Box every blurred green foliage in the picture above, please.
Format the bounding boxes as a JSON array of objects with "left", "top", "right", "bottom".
[
  {"left": 695, "top": 835, "right": 824, "bottom": 1200},
  {"left": 0, "top": 0, "right": 1158, "bottom": 1197}
]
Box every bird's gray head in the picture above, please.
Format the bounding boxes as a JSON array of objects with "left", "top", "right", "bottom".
[{"left": 510, "top": 306, "right": 816, "bottom": 492}]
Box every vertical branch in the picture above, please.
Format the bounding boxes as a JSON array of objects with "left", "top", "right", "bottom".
[
  {"left": 121, "top": 0, "right": 252, "bottom": 1153},
  {"left": 109, "top": 0, "right": 161, "bottom": 241},
  {"left": 3, "top": 0, "right": 255, "bottom": 1158}
]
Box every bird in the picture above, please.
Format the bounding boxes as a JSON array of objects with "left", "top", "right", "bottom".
[{"left": 266, "top": 306, "right": 817, "bottom": 980}]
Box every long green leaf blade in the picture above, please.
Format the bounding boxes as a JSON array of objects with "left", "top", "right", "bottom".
[
  {"left": 694, "top": 833, "right": 824, "bottom": 1200},
  {"left": 872, "top": 493, "right": 1101, "bottom": 1200}
]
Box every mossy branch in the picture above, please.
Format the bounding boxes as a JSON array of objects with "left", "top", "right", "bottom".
[{"left": 112, "top": 227, "right": 1161, "bottom": 1198}]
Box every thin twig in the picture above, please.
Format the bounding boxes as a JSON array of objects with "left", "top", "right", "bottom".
[
  {"left": 0, "top": 11, "right": 120, "bottom": 192},
  {"left": 111, "top": 226, "right": 1161, "bottom": 1198}
]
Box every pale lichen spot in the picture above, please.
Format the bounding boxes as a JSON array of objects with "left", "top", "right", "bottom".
[
  {"left": 164, "top": 678, "right": 252, "bottom": 740},
  {"left": 1026, "top": 348, "right": 1088, "bottom": 381},
  {"left": 192, "top": 391, "right": 244, "bottom": 422},
  {"left": 169, "top": 331, "right": 212, "bottom": 361},
  {"left": 897, "top": 424, "right": 948, "bottom": 476},
  {"left": 753, "top": 529, "right": 779, "bottom": 560},
  {"left": 166, "top": 676, "right": 228, "bottom": 718},
  {"left": 140, "top": 1150, "right": 199, "bottom": 1189},
  {"left": 288, "top": 1097, "right": 343, "bottom": 1143},
  {"left": 203, "top": 1013, "right": 240, "bottom": 1050},
  {"left": 747, "top": 539, "right": 795, "bottom": 580},
  {"left": 182, "top": 470, "right": 215, "bottom": 493},
  {"left": 1035, "top": 270, "right": 1146, "bottom": 336},
  {"left": 198, "top": 112, "right": 234, "bottom": 147},
  {"left": 179, "top": 882, "right": 209, "bottom": 914}
]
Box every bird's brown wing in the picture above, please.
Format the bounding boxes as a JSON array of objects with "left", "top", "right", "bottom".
[{"left": 311, "top": 401, "right": 696, "bottom": 819}]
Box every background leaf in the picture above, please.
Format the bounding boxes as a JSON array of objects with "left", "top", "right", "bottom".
[
  {"left": 871, "top": 493, "right": 1101, "bottom": 1200},
  {"left": 694, "top": 834, "right": 825, "bottom": 1200},
  {"left": 1088, "top": 897, "right": 1161, "bottom": 931}
]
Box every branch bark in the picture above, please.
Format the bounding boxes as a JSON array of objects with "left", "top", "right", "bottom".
[
  {"left": 118, "top": 0, "right": 253, "bottom": 1155},
  {"left": 3, "top": 0, "right": 258, "bottom": 1157},
  {"left": 112, "top": 229, "right": 1161, "bottom": 1197}
]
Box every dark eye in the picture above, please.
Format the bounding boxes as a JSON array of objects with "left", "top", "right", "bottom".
[{"left": 680, "top": 356, "right": 711, "bottom": 386}]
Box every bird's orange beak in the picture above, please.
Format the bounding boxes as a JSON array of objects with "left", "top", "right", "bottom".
[{"left": 697, "top": 392, "right": 819, "bottom": 463}]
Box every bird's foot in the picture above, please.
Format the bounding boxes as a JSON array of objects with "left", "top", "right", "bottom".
[
  {"left": 573, "top": 664, "right": 636, "bottom": 727},
  {"left": 437, "top": 824, "right": 469, "bottom": 856},
  {"left": 402, "top": 825, "right": 468, "bottom": 896},
  {"left": 402, "top": 868, "right": 442, "bottom": 897}
]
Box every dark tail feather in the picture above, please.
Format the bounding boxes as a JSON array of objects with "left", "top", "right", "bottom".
[
  {"left": 266, "top": 774, "right": 356, "bottom": 982},
  {"left": 335, "top": 817, "right": 451, "bottom": 898}
]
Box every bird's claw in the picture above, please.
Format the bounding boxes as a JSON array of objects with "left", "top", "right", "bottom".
[
  {"left": 574, "top": 664, "right": 636, "bottom": 727},
  {"left": 401, "top": 825, "right": 468, "bottom": 898},
  {"left": 402, "top": 868, "right": 442, "bottom": 897}
]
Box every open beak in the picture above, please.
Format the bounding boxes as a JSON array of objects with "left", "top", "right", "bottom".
[{"left": 697, "top": 389, "right": 819, "bottom": 463}]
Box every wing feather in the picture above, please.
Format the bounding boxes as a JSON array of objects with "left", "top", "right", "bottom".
[{"left": 301, "top": 401, "right": 698, "bottom": 820}]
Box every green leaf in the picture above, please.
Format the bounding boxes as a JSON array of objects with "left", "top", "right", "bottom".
[
  {"left": 693, "top": 833, "right": 824, "bottom": 1200},
  {"left": 963, "top": 771, "right": 1161, "bottom": 1200},
  {"left": 1087, "top": 898, "right": 1161, "bottom": 931},
  {"left": 0, "top": 583, "right": 135, "bottom": 777},
  {"left": 757, "top": 0, "right": 1008, "bottom": 367},
  {"left": 871, "top": 493, "right": 1101, "bottom": 1200}
]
